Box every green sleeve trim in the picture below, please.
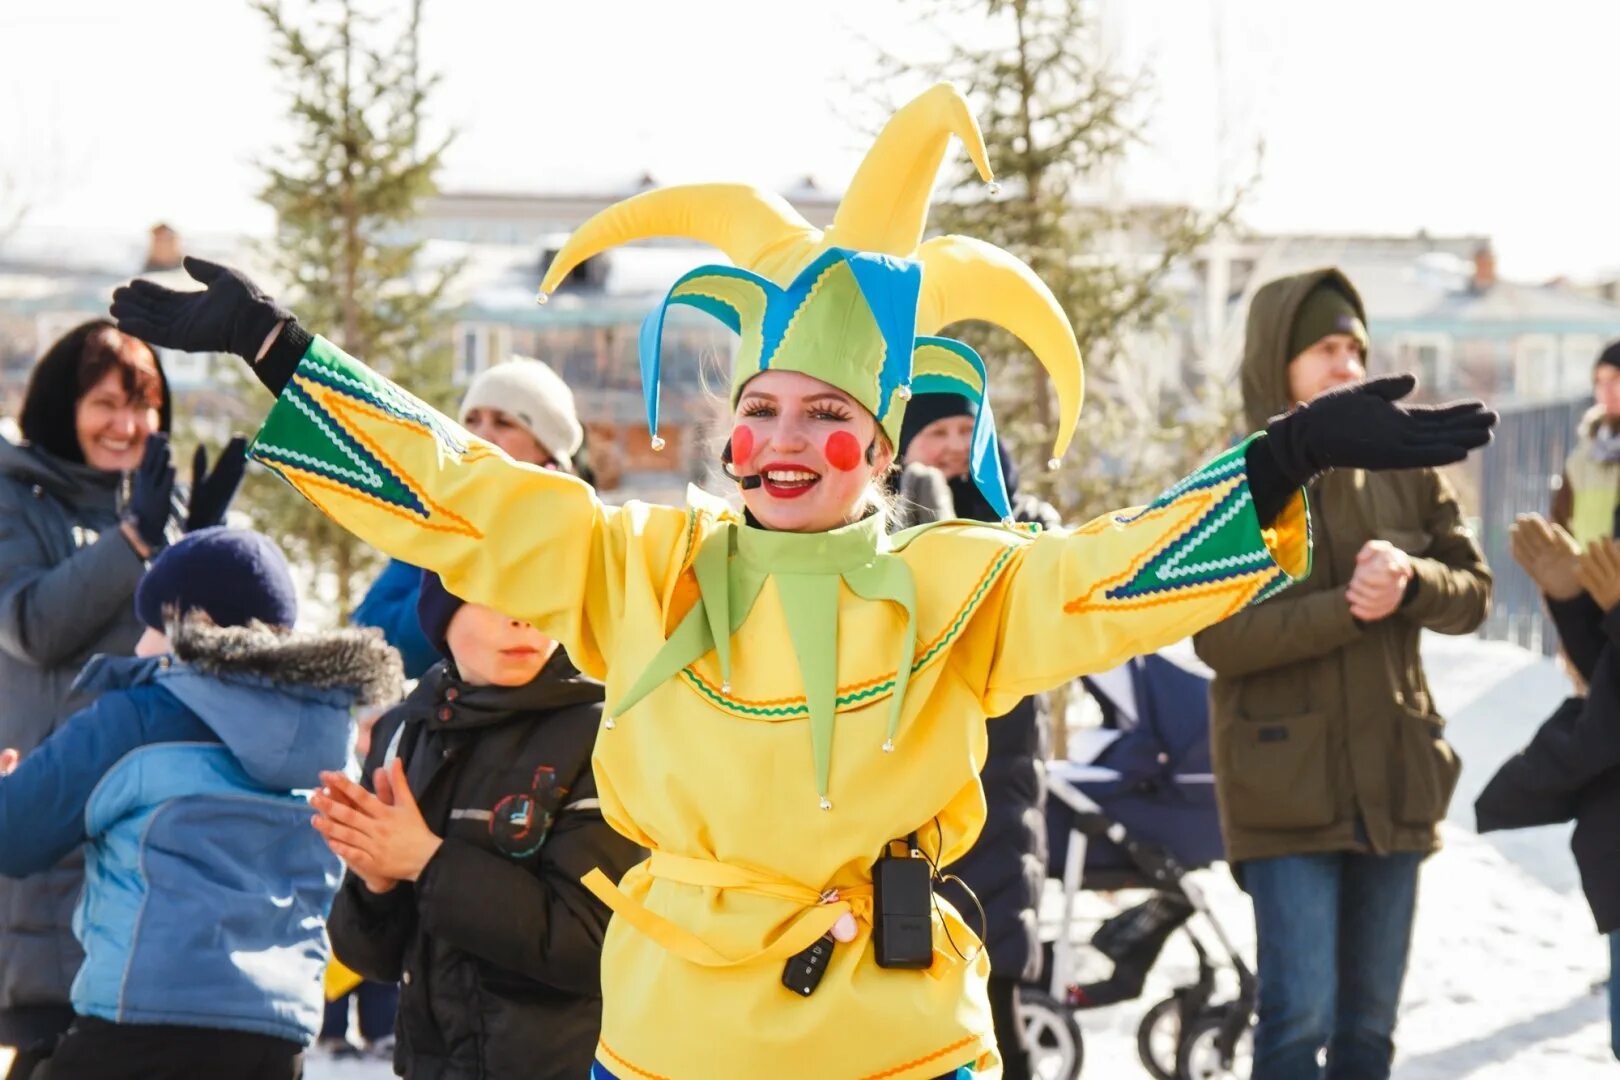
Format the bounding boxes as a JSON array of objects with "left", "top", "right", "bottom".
[
  {"left": 1101, "top": 435, "right": 1310, "bottom": 608},
  {"left": 248, "top": 336, "right": 469, "bottom": 520}
]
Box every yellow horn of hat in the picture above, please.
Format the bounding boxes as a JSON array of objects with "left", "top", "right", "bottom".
[
  {"left": 535, "top": 82, "right": 1083, "bottom": 462},
  {"left": 822, "top": 82, "right": 994, "bottom": 256},
  {"left": 537, "top": 184, "right": 821, "bottom": 296},
  {"left": 916, "top": 234, "right": 1084, "bottom": 460}
]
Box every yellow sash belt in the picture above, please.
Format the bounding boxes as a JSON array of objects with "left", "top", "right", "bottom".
[{"left": 582, "top": 851, "right": 873, "bottom": 968}]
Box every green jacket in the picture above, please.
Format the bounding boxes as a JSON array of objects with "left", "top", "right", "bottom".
[
  {"left": 1193, "top": 268, "right": 1491, "bottom": 862},
  {"left": 1554, "top": 405, "right": 1620, "bottom": 547}
]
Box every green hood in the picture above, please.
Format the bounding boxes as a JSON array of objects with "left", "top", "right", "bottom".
[{"left": 1240, "top": 268, "right": 1368, "bottom": 430}]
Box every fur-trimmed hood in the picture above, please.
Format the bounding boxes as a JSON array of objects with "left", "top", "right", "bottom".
[
  {"left": 75, "top": 618, "right": 403, "bottom": 791},
  {"left": 169, "top": 616, "right": 404, "bottom": 708},
  {"left": 1578, "top": 403, "right": 1620, "bottom": 443}
]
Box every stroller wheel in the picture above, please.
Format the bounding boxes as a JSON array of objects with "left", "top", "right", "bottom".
[
  {"left": 1016, "top": 990, "right": 1084, "bottom": 1080},
  {"left": 1175, "top": 1011, "right": 1254, "bottom": 1080},
  {"left": 1135, "top": 996, "right": 1182, "bottom": 1080}
]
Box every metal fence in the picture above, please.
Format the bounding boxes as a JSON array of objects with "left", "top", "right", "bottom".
[{"left": 1476, "top": 395, "right": 1588, "bottom": 653}]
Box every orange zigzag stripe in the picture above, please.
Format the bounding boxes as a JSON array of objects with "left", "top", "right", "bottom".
[
  {"left": 293, "top": 379, "right": 483, "bottom": 540},
  {"left": 860, "top": 1033, "right": 986, "bottom": 1079},
  {"left": 1063, "top": 573, "right": 1263, "bottom": 622},
  {"left": 596, "top": 1040, "right": 672, "bottom": 1080},
  {"left": 1062, "top": 480, "right": 1239, "bottom": 612}
]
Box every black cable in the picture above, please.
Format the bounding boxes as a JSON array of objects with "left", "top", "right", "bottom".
[{"left": 924, "top": 815, "right": 986, "bottom": 963}]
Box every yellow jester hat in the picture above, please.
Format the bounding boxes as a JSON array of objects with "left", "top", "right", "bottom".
[{"left": 536, "top": 82, "right": 1083, "bottom": 521}]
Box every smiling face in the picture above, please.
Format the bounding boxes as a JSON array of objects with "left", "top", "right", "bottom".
[
  {"left": 731, "top": 369, "right": 893, "bottom": 533},
  {"left": 445, "top": 602, "right": 558, "bottom": 687},
  {"left": 75, "top": 368, "right": 160, "bottom": 472}
]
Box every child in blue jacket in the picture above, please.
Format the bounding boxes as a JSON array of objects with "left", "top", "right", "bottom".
[{"left": 0, "top": 527, "right": 402, "bottom": 1080}]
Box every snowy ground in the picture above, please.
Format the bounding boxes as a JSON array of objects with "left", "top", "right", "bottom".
[
  {"left": 5, "top": 633, "right": 1612, "bottom": 1078},
  {"left": 1061, "top": 632, "right": 1615, "bottom": 1079}
]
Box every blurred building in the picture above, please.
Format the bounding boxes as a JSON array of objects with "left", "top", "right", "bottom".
[{"left": 1198, "top": 231, "right": 1620, "bottom": 407}]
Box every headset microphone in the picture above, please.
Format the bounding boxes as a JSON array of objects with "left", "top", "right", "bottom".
[{"left": 721, "top": 430, "right": 764, "bottom": 490}]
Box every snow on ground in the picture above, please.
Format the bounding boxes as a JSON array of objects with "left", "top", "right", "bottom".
[
  {"left": 6, "top": 634, "right": 1611, "bottom": 1079},
  {"left": 1048, "top": 632, "right": 1614, "bottom": 1078}
]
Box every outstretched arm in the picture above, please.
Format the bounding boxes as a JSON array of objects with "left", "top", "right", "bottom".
[
  {"left": 982, "top": 377, "right": 1495, "bottom": 709},
  {"left": 111, "top": 259, "right": 694, "bottom": 677}
]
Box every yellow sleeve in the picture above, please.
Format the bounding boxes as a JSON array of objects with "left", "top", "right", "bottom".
[
  {"left": 981, "top": 437, "right": 1310, "bottom": 713},
  {"left": 248, "top": 336, "right": 693, "bottom": 677}
]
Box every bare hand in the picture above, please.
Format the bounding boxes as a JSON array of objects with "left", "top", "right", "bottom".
[
  {"left": 1510, "top": 514, "right": 1583, "bottom": 601},
  {"left": 1346, "top": 539, "right": 1413, "bottom": 622},
  {"left": 310, "top": 760, "right": 436, "bottom": 892},
  {"left": 1577, "top": 539, "right": 1620, "bottom": 613},
  {"left": 0, "top": 749, "right": 17, "bottom": 776}
]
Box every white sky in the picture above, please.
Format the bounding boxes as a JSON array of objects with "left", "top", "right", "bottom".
[{"left": 3, "top": 0, "right": 1618, "bottom": 280}]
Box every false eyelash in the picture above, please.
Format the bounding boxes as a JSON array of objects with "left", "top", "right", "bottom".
[
  {"left": 811, "top": 409, "right": 853, "bottom": 422},
  {"left": 739, "top": 403, "right": 776, "bottom": 418}
]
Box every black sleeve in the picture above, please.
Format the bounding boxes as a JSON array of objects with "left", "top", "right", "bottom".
[
  {"left": 412, "top": 769, "right": 644, "bottom": 995},
  {"left": 1475, "top": 697, "right": 1585, "bottom": 831},
  {"left": 327, "top": 872, "right": 417, "bottom": 982},
  {"left": 1546, "top": 593, "right": 1606, "bottom": 684},
  {"left": 1244, "top": 436, "right": 1297, "bottom": 528},
  {"left": 1478, "top": 637, "right": 1620, "bottom": 834},
  {"left": 254, "top": 322, "right": 314, "bottom": 397}
]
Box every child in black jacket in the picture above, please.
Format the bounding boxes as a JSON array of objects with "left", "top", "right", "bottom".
[{"left": 313, "top": 572, "right": 644, "bottom": 1080}]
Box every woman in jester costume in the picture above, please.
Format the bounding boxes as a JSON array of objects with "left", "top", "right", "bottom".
[{"left": 111, "top": 85, "right": 1494, "bottom": 1080}]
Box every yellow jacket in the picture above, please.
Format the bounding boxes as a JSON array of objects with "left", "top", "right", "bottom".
[{"left": 251, "top": 337, "right": 1309, "bottom": 1079}]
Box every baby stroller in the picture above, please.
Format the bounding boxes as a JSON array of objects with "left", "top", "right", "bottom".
[{"left": 1019, "top": 648, "right": 1254, "bottom": 1080}]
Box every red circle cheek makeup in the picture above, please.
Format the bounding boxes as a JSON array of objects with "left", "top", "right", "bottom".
[
  {"left": 823, "top": 430, "right": 863, "bottom": 472},
  {"left": 730, "top": 425, "right": 755, "bottom": 467}
]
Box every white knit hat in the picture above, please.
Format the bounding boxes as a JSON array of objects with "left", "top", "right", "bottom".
[{"left": 459, "top": 356, "right": 584, "bottom": 469}]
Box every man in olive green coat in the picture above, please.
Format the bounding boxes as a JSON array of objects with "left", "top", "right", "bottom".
[{"left": 1194, "top": 268, "right": 1491, "bottom": 1080}]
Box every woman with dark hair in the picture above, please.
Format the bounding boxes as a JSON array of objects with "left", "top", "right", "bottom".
[{"left": 0, "top": 319, "right": 244, "bottom": 1079}]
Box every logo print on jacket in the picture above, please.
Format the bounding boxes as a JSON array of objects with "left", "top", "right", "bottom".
[{"left": 490, "top": 765, "right": 567, "bottom": 858}]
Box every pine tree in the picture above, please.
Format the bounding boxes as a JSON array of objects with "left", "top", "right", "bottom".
[
  {"left": 240, "top": 0, "right": 456, "bottom": 622},
  {"left": 882, "top": 0, "right": 1250, "bottom": 524}
]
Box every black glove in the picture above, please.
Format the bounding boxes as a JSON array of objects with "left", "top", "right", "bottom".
[
  {"left": 1248, "top": 374, "right": 1496, "bottom": 525},
  {"left": 125, "top": 433, "right": 176, "bottom": 555},
  {"left": 1267, "top": 373, "right": 1495, "bottom": 479},
  {"left": 184, "top": 436, "right": 249, "bottom": 532},
  {"left": 110, "top": 256, "right": 294, "bottom": 360}
]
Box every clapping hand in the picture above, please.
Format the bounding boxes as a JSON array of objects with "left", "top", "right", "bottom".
[
  {"left": 310, "top": 759, "right": 442, "bottom": 894},
  {"left": 1577, "top": 538, "right": 1620, "bottom": 613},
  {"left": 121, "top": 434, "right": 176, "bottom": 558},
  {"left": 1346, "top": 539, "right": 1414, "bottom": 622},
  {"left": 184, "top": 437, "right": 249, "bottom": 532},
  {"left": 1509, "top": 514, "right": 1583, "bottom": 601}
]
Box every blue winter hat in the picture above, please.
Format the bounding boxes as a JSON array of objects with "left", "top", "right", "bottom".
[
  {"left": 135, "top": 527, "right": 298, "bottom": 631},
  {"left": 416, "top": 570, "right": 465, "bottom": 661}
]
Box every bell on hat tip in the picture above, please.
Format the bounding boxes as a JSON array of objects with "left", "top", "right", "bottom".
[
  {"left": 1047, "top": 457, "right": 1062, "bottom": 471},
  {"left": 720, "top": 681, "right": 731, "bottom": 694},
  {"left": 535, "top": 290, "right": 550, "bottom": 306},
  {"left": 897, "top": 385, "right": 912, "bottom": 401},
  {"left": 819, "top": 796, "right": 833, "bottom": 811},
  {"left": 650, "top": 435, "right": 667, "bottom": 452},
  {"left": 1000, "top": 516, "right": 1016, "bottom": 528},
  {"left": 603, "top": 717, "right": 616, "bottom": 730},
  {"left": 881, "top": 739, "right": 895, "bottom": 753},
  {"left": 987, "top": 180, "right": 1003, "bottom": 196}
]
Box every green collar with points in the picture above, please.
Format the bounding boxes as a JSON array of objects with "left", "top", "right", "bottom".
[{"left": 610, "top": 512, "right": 916, "bottom": 808}]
